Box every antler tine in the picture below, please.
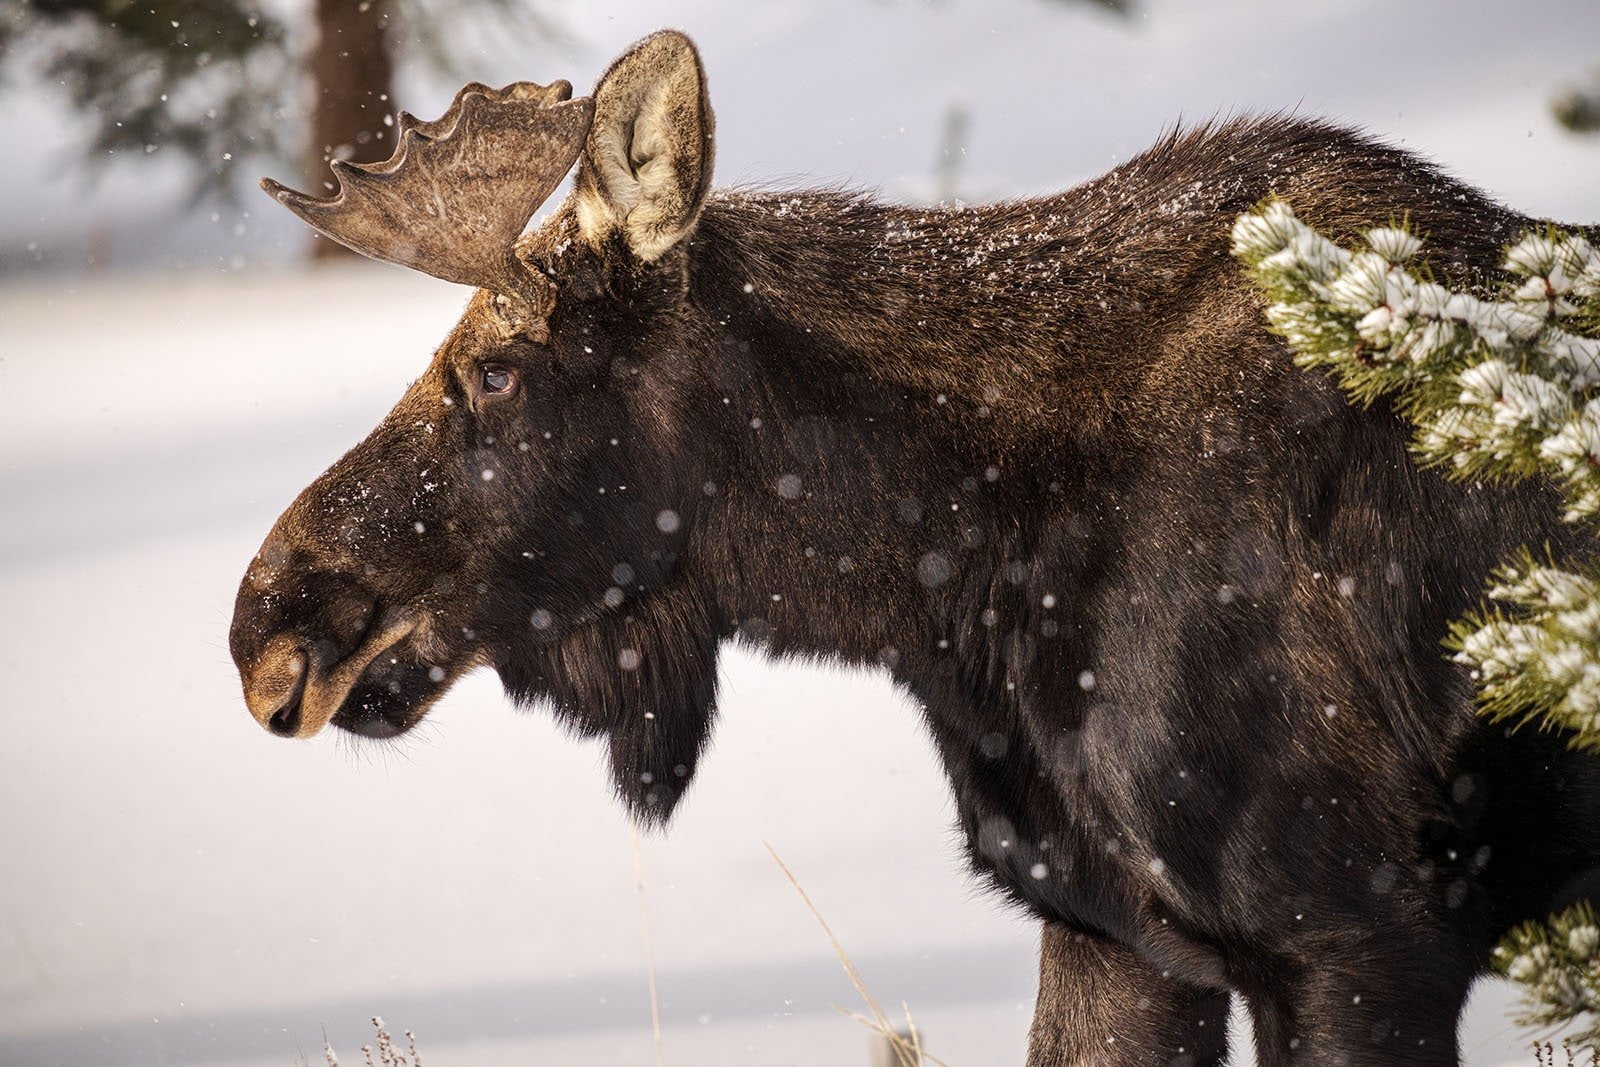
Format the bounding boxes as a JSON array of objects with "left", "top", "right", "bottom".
[
  {"left": 392, "top": 80, "right": 576, "bottom": 144},
  {"left": 261, "top": 80, "right": 593, "bottom": 312}
]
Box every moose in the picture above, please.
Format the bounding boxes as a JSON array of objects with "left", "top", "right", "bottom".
[{"left": 230, "top": 30, "right": 1600, "bottom": 1065}]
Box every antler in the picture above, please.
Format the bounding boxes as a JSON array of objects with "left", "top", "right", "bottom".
[{"left": 261, "top": 80, "right": 594, "bottom": 313}]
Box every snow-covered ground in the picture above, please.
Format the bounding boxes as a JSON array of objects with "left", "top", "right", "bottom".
[{"left": 4, "top": 0, "right": 1598, "bottom": 1063}]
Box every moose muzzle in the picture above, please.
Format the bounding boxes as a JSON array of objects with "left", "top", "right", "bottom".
[
  {"left": 239, "top": 611, "right": 422, "bottom": 739},
  {"left": 231, "top": 521, "right": 430, "bottom": 739}
]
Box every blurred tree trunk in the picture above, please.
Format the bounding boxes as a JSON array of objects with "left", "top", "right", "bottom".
[{"left": 307, "top": 0, "right": 396, "bottom": 260}]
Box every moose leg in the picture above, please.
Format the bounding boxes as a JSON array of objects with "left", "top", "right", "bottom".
[
  {"left": 1243, "top": 946, "right": 1471, "bottom": 1067},
  {"left": 1027, "top": 922, "right": 1230, "bottom": 1067}
]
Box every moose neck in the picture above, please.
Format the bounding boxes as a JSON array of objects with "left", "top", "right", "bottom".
[
  {"left": 689, "top": 189, "right": 1171, "bottom": 428},
  {"left": 679, "top": 189, "right": 1137, "bottom": 683}
]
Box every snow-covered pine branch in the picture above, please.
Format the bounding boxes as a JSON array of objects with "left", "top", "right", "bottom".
[
  {"left": 1231, "top": 202, "right": 1600, "bottom": 521},
  {"left": 1494, "top": 901, "right": 1600, "bottom": 1045},
  {"left": 1450, "top": 551, "right": 1600, "bottom": 745}
]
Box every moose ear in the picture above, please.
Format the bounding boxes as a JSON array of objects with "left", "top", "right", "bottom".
[{"left": 573, "top": 30, "right": 715, "bottom": 261}]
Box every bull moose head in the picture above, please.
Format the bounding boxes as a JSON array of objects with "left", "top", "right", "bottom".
[{"left": 231, "top": 32, "right": 727, "bottom": 819}]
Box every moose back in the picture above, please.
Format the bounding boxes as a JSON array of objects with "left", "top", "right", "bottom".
[{"left": 229, "top": 30, "right": 1600, "bottom": 1066}]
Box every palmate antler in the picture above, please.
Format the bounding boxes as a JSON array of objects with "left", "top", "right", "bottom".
[{"left": 262, "top": 80, "right": 594, "bottom": 313}]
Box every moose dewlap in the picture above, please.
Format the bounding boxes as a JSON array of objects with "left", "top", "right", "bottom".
[{"left": 229, "top": 29, "right": 1600, "bottom": 1067}]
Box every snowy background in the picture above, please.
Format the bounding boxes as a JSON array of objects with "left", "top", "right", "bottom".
[{"left": 3, "top": 1, "right": 1598, "bottom": 1064}]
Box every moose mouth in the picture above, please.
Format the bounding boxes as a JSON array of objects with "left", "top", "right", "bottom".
[{"left": 329, "top": 649, "right": 450, "bottom": 739}]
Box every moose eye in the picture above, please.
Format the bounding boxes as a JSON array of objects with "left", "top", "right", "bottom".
[{"left": 479, "top": 366, "right": 516, "bottom": 396}]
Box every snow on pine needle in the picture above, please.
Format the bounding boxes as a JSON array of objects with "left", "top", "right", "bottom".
[
  {"left": 1450, "top": 550, "right": 1600, "bottom": 747},
  {"left": 1494, "top": 901, "right": 1600, "bottom": 1046},
  {"left": 1232, "top": 202, "right": 1600, "bottom": 516}
]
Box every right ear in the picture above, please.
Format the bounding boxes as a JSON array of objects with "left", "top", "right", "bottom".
[{"left": 573, "top": 30, "right": 715, "bottom": 263}]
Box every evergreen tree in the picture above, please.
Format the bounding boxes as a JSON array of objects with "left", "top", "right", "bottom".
[
  {"left": 0, "top": 0, "right": 555, "bottom": 255},
  {"left": 1232, "top": 199, "right": 1600, "bottom": 1044},
  {"left": 0, "top": 0, "right": 293, "bottom": 196}
]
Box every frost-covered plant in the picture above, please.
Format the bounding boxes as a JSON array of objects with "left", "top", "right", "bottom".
[
  {"left": 1233, "top": 201, "right": 1600, "bottom": 1045},
  {"left": 1451, "top": 550, "right": 1600, "bottom": 746},
  {"left": 1530, "top": 1038, "right": 1600, "bottom": 1066},
  {"left": 315, "top": 1016, "right": 420, "bottom": 1067},
  {"left": 1231, "top": 202, "right": 1600, "bottom": 519},
  {"left": 1495, "top": 903, "right": 1600, "bottom": 1047}
]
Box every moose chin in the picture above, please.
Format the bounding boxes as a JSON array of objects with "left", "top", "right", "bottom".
[{"left": 229, "top": 29, "right": 1600, "bottom": 1067}]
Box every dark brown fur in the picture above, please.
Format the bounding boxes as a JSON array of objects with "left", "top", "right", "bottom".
[{"left": 232, "top": 33, "right": 1600, "bottom": 1066}]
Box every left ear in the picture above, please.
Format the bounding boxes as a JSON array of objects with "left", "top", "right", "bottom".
[{"left": 573, "top": 30, "right": 715, "bottom": 262}]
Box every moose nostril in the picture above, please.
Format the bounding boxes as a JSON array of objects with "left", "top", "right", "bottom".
[
  {"left": 255, "top": 647, "right": 308, "bottom": 737},
  {"left": 267, "top": 699, "right": 302, "bottom": 738},
  {"left": 243, "top": 638, "right": 315, "bottom": 736}
]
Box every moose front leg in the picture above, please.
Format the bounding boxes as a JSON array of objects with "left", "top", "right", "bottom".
[
  {"left": 1242, "top": 939, "right": 1473, "bottom": 1067},
  {"left": 1027, "top": 923, "right": 1230, "bottom": 1067}
]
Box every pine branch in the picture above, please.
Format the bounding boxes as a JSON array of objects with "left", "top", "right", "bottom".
[
  {"left": 4, "top": 0, "right": 294, "bottom": 199},
  {"left": 1449, "top": 550, "right": 1600, "bottom": 746},
  {"left": 1231, "top": 202, "right": 1600, "bottom": 519},
  {"left": 1495, "top": 902, "right": 1600, "bottom": 1043}
]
